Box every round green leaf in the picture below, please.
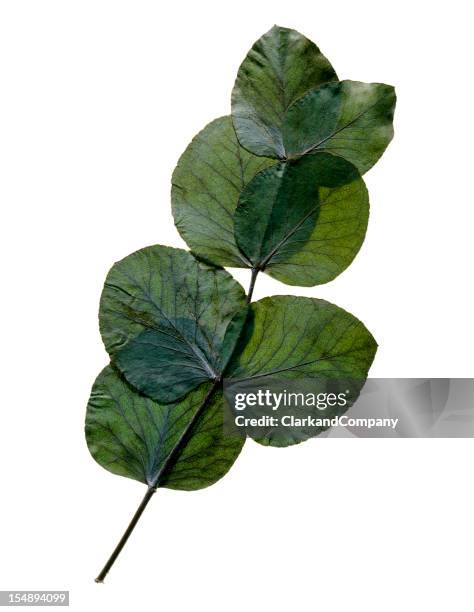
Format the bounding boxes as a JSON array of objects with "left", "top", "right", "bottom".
[
  {"left": 86, "top": 366, "right": 244, "bottom": 490},
  {"left": 171, "top": 116, "right": 275, "bottom": 268},
  {"left": 225, "top": 296, "right": 377, "bottom": 446},
  {"left": 99, "top": 245, "right": 246, "bottom": 404},
  {"left": 283, "top": 80, "right": 396, "bottom": 173},
  {"left": 234, "top": 154, "right": 369, "bottom": 286},
  {"left": 231, "top": 25, "right": 337, "bottom": 158}
]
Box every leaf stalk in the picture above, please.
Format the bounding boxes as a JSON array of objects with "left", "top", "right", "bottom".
[{"left": 247, "top": 268, "right": 259, "bottom": 303}]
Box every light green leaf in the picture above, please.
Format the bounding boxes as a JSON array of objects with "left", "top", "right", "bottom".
[
  {"left": 231, "top": 25, "right": 337, "bottom": 158},
  {"left": 228, "top": 295, "right": 377, "bottom": 383},
  {"left": 85, "top": 366, "right": 244, "bottom": 490},
  {"left": 171, "top": 116, "right": 275, "bottom": 268},
  {"left": 99, "top": 245, "right": 246, "bottom": 404},
  {"left": 226, "top": 296, "right": 377, "bottom": 446},
  {"left": 283, "top": 80, "right": 396, "bottom": 173},
  {"left": 234, "top": 154, "right": 369, "bottom": 286}
]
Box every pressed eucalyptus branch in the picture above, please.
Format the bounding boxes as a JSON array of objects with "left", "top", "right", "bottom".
[{"left": 86, "top": 25, "right": 395, "bottom": 582}]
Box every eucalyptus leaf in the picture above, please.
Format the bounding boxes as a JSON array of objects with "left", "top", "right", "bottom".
[
  {"left": 283, "top": 80, "right": 396, "bottom": 173},
  {"left": 171, "top": 116, "right": 275, "bottom": 268},
  {"left": 231, "top": 25, "right": 337, "bottom": 158},
  {"left": 225, "top": 296, "right": 377, "bottom": 446},
  {"left": 234, "top": 154, "right": 369, "bottom": 286},
  {"left": 99, "top": 245, "right": 246, "bottom": 404},
  {"left": 86, "top": 366, "right": 244, "bottom": 490}
]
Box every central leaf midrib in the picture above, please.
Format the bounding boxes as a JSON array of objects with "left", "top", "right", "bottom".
[
  {"left": 105, "top": 282, "right": 218, "bottom": 380},
  {"left": 148, "top": 380, "right": 221, "bottom": 489},
  {"left": 231, "top": 349, "right": 357, "bottom": 382},
  {"left": 259, "top": 197, "right": 320, "bottom": 269},
  {"left": 299, "top": 95, "right": 385, "bottom": 157},
  {"left": 258, "top": 182, "right": 341, "bottom": 270}
]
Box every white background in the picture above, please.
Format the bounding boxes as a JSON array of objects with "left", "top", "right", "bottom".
[{"left": 1, "top": 1, "right": 473, "bottom": 610}]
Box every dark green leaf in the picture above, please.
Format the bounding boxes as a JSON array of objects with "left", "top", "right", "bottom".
[
  {"left": 85, "top": 366, "right": 244, "bottom": 490},
  {"left": 234, "top": 154, "right": 369, "bottom": 286},
  {"left": 171, "top": 116, "right": 275, "bottom": 268},
  {"left": 283, "top": 80, "right": 396, "bottom": 173},
  {"left": 226, "top": 296, "right": 377, "bottom": 446},
  {"left": 99, "top": 245, "right": 246, "bottom": 403},
  {"left": 231, "top": 25, "right": 337, "bottom": 158}
]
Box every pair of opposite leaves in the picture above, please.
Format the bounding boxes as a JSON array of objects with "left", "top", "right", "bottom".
[
  {"left": 86, "top": 25, "right": 394, "bottom": 493},
  {"left": 172, "top": 25, "right": 395, "bottom": 285},
  {"left": 87, "top": 247, "right": 377, "bottom": 490}
]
